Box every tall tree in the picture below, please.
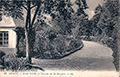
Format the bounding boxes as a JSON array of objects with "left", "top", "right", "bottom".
[
  {"left": 0, "top": 0, "right": 43, "bottom": 63},
  {"left": 72, "top": 0, "right": 89, "bottom": 38},
  {"left": 0, "top": 0, "right": 89, "bottom": 63},
  {"left": 91, "top": 3, "right": 112, "bottom": 42}
]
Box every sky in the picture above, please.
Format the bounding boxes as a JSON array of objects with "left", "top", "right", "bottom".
[
  {"left": 86, "top": 0, "right": 103, "bottom": 10},
  {"left": 85, "top": 0, "right": 103, "bottom": 19},
  {"left": 72, "top": 0, "right": 103, "bottom": 19}
]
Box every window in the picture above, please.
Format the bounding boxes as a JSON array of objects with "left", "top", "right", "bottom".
[{"left": 0, "top": 31, "right": 9, "bottom": 47}]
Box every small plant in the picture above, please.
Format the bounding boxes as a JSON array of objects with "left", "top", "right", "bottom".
[{"left": 2, "top": 54, "right": 29, "bottom": 71}]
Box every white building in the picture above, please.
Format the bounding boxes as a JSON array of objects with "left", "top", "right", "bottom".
[{"left": 0, "top": 16, "right": 17, "bottom": 54}]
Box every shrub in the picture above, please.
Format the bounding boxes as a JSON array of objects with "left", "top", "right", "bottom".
[
  {"left": 43, "top": 50, "right": 53, "bottom": 59},
  {"left": 33, "top": 36, "right": 51, "bottom": 58},
  {"left": 2, "top": 54, "right": 29, "bottom": 71},
  {"left": 33, "top": 34, "right": 83, "bottom": 59},
  {"left": 69, "top": 39, "right": 83, "bottom": 48},
  {"left": 65, "top": 45, "right": 74, "bottom": 52},
  {"left": 54, "top": 37, "right": 67, "bottom": 55},
  {"left": 50, "top": 50, "right": 61, "bottom": 59},
  {"left": 33, "top": 28, "right": 83, "bottom": 59},
  {"left": 0, "top": 50, "right": 6, "bottom": 59}
]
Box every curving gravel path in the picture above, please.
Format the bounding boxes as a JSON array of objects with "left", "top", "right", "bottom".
[{"left": 32, "top": 41, "right": 116, "bottom": 71}]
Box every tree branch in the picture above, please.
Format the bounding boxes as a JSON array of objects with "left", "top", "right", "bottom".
[
  {"left": 22, "top": 5, "right": 28, "bottom": 11},
  {"left": 28, "top": 2, "right": 32, "bottom": 31},
  {"left": 30, "top": 4, "right": 37, "bottom": 9},
  {"left": 31, "top": 5, "right": 40, "bottom": 26},
  {"left": 25, "top": 11, "right": 29, "bottom": 29}
]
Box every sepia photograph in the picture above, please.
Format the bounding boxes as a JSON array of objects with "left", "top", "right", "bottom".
[{"left": 0, "top": 0, "right": 119, "bottom": 77}]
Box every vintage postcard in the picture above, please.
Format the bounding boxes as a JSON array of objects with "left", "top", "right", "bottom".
[{"left": 0, "top": 0, "right": 119, "bottom": 77}]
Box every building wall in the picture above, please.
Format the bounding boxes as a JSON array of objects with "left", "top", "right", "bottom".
[{"left": 0, "top": 28, "right": 16, "bottom": 48}]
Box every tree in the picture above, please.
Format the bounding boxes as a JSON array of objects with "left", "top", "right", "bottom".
[
  {"left": 75, "top": 0, "right": 88, "bottom": 16},
  {"left": 72, "top": 0, "right": 90, "bottom": 39},
  {"left": 90, "top": 5, "right": 103, "bottom": 36},
  {"left": 0, "top": 0, "right": 44, "bottom": 63},
  {"left": 51, "top": 0, "right": 88, "bottom": 36},
  {"left": 0, "top": 0, "right": 89, "bottom": 64},
  {"left": 91, "top": 0, "right": 119, "bottom": 71},
  {"left": 91, "top": 3, "right": 112, "bottom": 42},
  {"left": 104, "top": 0, "right": 119, "bottom": 71}
]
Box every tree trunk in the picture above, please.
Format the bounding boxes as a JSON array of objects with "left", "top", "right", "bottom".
[
  {"left": 16, "top": 35, "right": 20, "bottom": 57},
  {"left": 25, "top": 29, "right": 32, "bottom": 63},
  {"left": 24, "top": 1, "right": 40, "bottom": 64},
  {"left": 25, "top": 1, "right": 32, "bottom": 64}
]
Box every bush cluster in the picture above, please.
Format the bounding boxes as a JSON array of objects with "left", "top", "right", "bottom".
[
  {"left": 33, "top": 29, "right": 83, "bottom": 59},
  {"left": 2, "top": 54, "right": 29, "bottom": 71}
]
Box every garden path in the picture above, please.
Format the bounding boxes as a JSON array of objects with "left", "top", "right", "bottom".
[{"left": 33, "top": 41, "right": 116, "bottom": 71}]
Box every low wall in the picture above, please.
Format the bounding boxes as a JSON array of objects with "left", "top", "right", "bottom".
[{"left": 0, "top": 48, "right": 16, "bottom": 55}]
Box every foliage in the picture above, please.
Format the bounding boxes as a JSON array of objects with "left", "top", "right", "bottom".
[
  {"left": 0, "top": 50, "right": 6, "bottom": 59},
  {"left": 0, "top": 0, "right": 45, "bottom": 63},
  {"left": 90, "top": 0, "right": 119, "bottom": 71},
  {"left": 0, "top": 3, "right": 2, "bottom": 21},
  {"left": 33, "top": 26, "right": 83, "bottom": 59},
  {"left": 2, "top": 54, "right": 30, "bottom": 71},
  {"left": 48, "top": 0, "right": 89, "bottom": 35},
  {"left": 51, "top": 13, "right": 90, "bottom": 37},
  {"left": 69, "top": 39, "right": 82, "bottom": 49},
  {"left": 75, "top": 0, "right": 88, "bottom": 16},
  {"left": 91, "top": 0, "right": 119, "bottom": 38},
  {"left": 0, "top": 0, "right": 88, "bottom": 63},
  {"left": 0, "top": 50, "right": 6, "bottom": 65}
]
